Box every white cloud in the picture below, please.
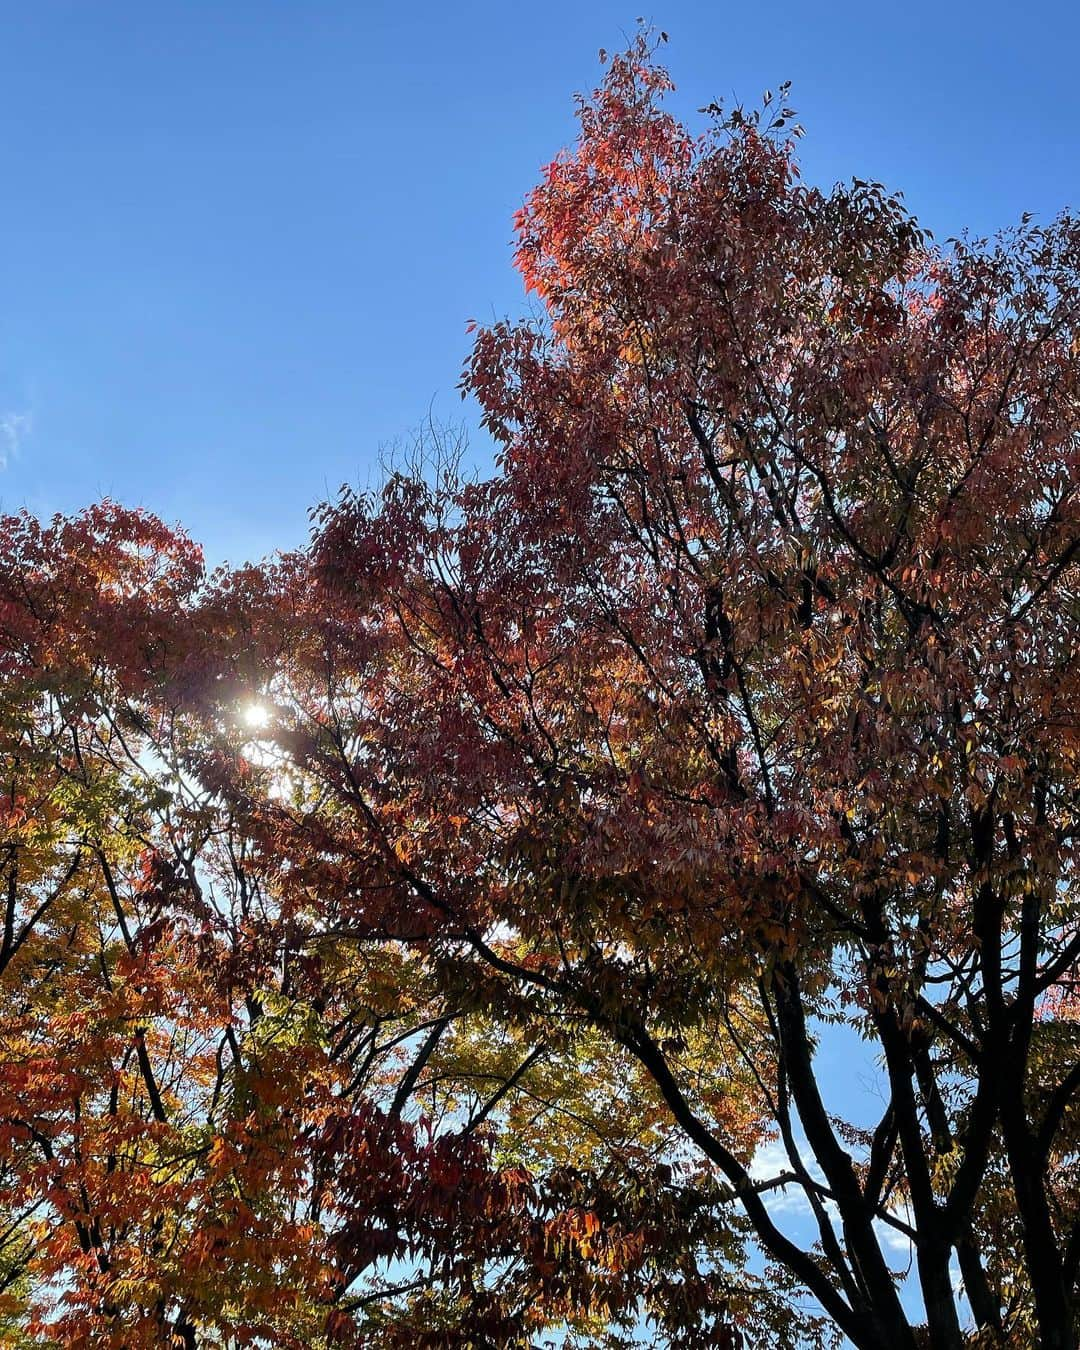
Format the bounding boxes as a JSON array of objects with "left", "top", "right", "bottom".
[
  {"left": 875, "top": 1206, "right": 916, "bottom": 1262},
  {"left": 749, "top": 1136, "right": 826, "bottom": 1220},
  {"left": 748, "top": 1138, "right": 793, "bottom": 1182}
]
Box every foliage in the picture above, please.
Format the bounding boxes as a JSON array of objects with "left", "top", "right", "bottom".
[{"left": 3, "top": 31, "right": 1080, "bottom": 1350}]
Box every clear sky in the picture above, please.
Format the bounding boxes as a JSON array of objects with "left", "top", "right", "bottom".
[{"left": 0, "top": 1, "right": 1076, "bottom": 565}]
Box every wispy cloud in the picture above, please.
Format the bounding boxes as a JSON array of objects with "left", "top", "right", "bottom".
[{"left": 0, "top": 411, "right": 31, "bottom": 469}]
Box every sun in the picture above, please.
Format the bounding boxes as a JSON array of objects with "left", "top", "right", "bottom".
[{"left": 239, "top": 701, "right": 271, "bottom": 732}]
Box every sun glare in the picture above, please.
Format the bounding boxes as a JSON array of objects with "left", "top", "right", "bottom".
[{"left": 240, "top": 701, "right": 271, "bottom": 732}]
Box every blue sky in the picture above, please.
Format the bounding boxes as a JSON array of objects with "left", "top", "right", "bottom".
[{"left": 0, "top": 1, "right": 1076, "bottom": 565}]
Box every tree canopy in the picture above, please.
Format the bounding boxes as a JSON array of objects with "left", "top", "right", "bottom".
[{"left": 2, "top": 33, "right": 1080, "bottom": 1350}]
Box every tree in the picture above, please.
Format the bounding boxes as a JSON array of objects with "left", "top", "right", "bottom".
[
  {"left": 0, "top": 508, "right": 564, "bottom": 1347},
  {"left": 4, "top": 32, "right": 1080, "bottom": 1350}
]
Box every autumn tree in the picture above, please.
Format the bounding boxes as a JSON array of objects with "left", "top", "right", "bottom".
[
  {"left": 5, "top": 31, "right": 1080, "bottom": 1350},
  {"left": 215, "top": 36, "right": 1080, "bottom": 1349},
  {"left": 0, "top": 508, "right": 600, "bottom": 1347}
]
